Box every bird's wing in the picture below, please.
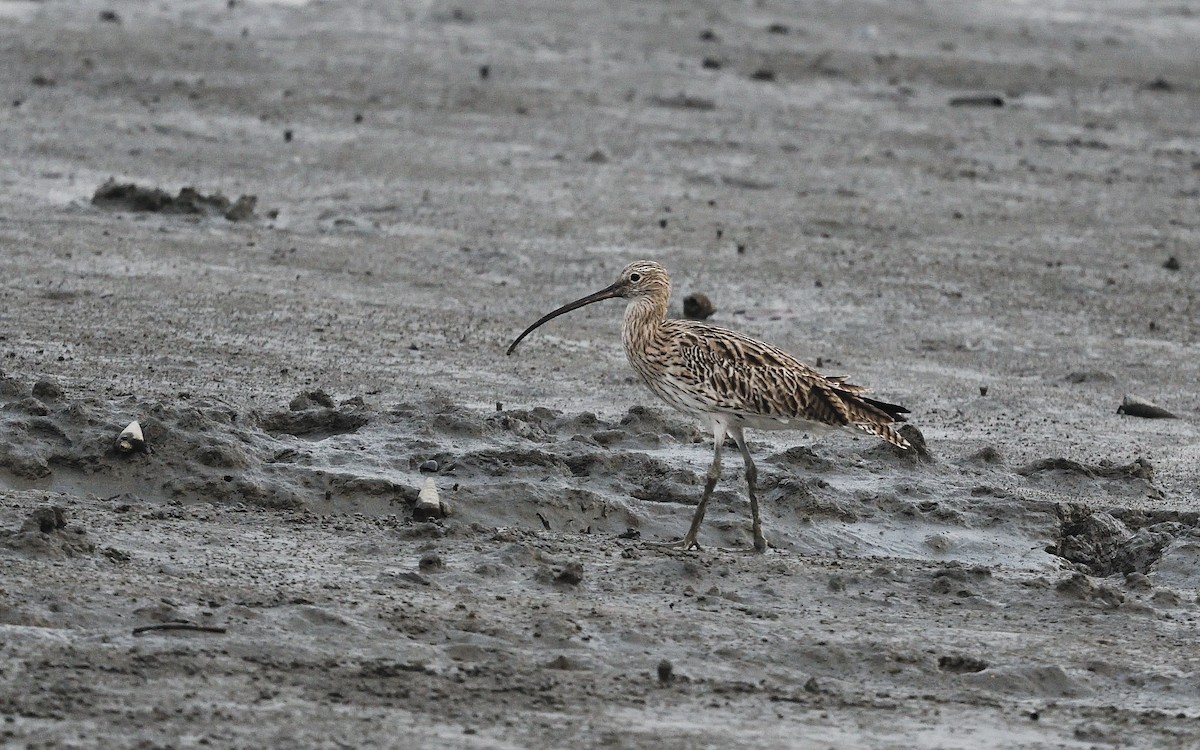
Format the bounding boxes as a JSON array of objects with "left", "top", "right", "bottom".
[{"left": 662, "top": 321, "right": 907, "bottom": 442}]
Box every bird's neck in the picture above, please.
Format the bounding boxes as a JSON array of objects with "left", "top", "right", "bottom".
[{"left": 622, "top": 292, "right": 667, "bottom": 355}]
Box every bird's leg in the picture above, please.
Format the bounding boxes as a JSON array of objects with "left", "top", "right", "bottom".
[
  {"left": 680, "top": 427, "right": 724, "bottom": 550},
  {"left": 652, "top": 422, "right": 724, "bottom": 551},
  {"left": 730, "top": 427, "right": 766, "bottom": 552}
]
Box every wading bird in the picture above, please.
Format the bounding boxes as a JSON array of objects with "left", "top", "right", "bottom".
[{"left": 507, "top": 261, "right": 909, "bottom": 552}]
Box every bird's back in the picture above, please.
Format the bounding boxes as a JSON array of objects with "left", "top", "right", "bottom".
[{"left": 625, "top": 318, "right": 910, "bottom": 447}]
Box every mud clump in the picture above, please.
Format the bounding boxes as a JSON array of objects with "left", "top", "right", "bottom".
[
  {"left": 1055, "top": 573, "right": 1125, "bottom": 608},
  {"left": 1051, "top": 507, "right": 1185, "bottom": 576},
  {"left": 92, "top": 179, "right": 257, "bottom": 221},
  {"left": 1020, "top": 456, "right": 1155, "bottom": 482},
  {"left": 0, "top": 504, "right": 94, "bottom": 559},
  {"left": 259, "top": 393, "right": 368, "bottom": 437}
]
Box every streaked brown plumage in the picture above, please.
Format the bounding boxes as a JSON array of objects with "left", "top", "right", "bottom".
[{"left": 508, "top": 260, "right": 909, "bottom": 552}]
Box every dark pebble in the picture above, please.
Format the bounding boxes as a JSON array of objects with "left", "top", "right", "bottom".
[
  {"left": 682, "top": 293, "right": 716, "bottom": 320},
  {"left": 419, "top": 459, "right": 439, "bottom": 473},
  {"left": 657, "top": 659, "right": 674, "bottom": 683},
  {"left": 1163, "top": 256, "right": 1180, "bottom": 271},
  {"left": 948, "top": 94, "right": 1004, "bottom": 107},
  {"left": 555, "top": 561, "right": 583, "bottom": 585}
]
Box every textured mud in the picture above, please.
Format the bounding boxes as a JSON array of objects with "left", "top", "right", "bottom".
[{"left": 2, "top": 0, "right": 1199, "bottom": 748}]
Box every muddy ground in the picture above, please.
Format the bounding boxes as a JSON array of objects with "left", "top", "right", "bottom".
[{"left": 1, "top": 0, "right": 1199, "bottom": 747}]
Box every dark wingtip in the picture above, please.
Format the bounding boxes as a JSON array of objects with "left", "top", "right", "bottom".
[{"left": 863, "top": 397, "right": 909, "bottom": 422}]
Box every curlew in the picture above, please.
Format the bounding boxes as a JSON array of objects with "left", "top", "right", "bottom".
[{"left": 507, "top": 260, "right": 910, "bottom": 552}]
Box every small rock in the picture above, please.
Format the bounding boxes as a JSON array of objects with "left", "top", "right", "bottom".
[
  {"left": 682, "top": 293, "right": 716, "bottom": 320},
  {"left": 584, "top": 149, "right": 608, "bottom": 164},
  {"left": 937, "top": 654, "right": 988, "bottom": 673},
  {"left": 657, "top": 659, "right": 674, "bottom": 683},
  {"left": 224, "top": 195, "right": 257, "bottom": 222},
  {"left": 948, "top": 94, "right": 1004, "bottom": 107},
  {"left": 554, "top": 561, "right": 584, "bottom": 585},
  {"left": 1117, "top": 394, "right": 1177, "bottom": 419},
  {"left": 1124, "top": 572, "right": 1152, "bottom": 592},
  {"left": 31, "top": 379, "right": 63, "bottom": 400},
  {"left": 1163, "top": 256, "right": 1180, "bottom": 271},
  {"left": 418, "top": 552, "right": 444, "bottom": 572},
  {"left": 418, "top": 459, "right": 439, "bottom": 473},
  {"left": 23, "top": 505, "right": 66, "bottom": 534},
  {"left": 99, "top": 10, "right": 121, "bottom": 23},
  {"left": 414, "top": 477, "right": 444, "bottom": 520},
  {"left": 750, "top": 69, "right": 776, "bottom": 82}
]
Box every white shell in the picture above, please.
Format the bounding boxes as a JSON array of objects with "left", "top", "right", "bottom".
[
  {"left": 119, "top": 421, "right": 143, "bottom": 442},
  {"left": 117, "top": 420, "right": 146, "bottom": 453},
  {"left": 415, "top": 477, "right": 441, "bottom": 512}
]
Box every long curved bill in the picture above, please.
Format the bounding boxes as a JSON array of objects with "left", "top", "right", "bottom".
[{"left": 506, "top": 282, "right": 623, "bottom": 355}]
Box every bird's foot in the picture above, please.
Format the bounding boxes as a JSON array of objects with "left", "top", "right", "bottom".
[{"left": 647, "top": 536, "right": 701, "bottom": 552}]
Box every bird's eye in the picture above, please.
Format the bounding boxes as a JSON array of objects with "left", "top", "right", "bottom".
[{"left": 629, "top": 272, "right": 642, "bottom": 283}]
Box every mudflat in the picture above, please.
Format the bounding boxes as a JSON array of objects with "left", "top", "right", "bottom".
[{"left": 2, "top": 1, "right": 1198, "bottom": 747}]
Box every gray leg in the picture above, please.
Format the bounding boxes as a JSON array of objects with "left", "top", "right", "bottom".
[
  {"left": 729, "top": 427, "right": 766, "bottom": 552},
  {"left": 679, "top": 422, "right": 725, "bottom": 550}
]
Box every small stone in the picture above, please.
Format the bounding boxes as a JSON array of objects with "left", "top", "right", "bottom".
[
  {"left": 23, "top": 505, "right": 66, "bottom": 534},
  {"left": 750, "top": 68, "right": 776, "bottom": 82},
  {"left": 419, "top": 459, "right": 439, "bottom": 473},
  {"left": 1163, "top": 256, "right": 1181, "bottom": 271},
  {"left": 948, "top": 94, "right": 1004, "bottom": 107},
  {"left": 554, "top": 561, "right": 583, "bottom": 585},
  {"left": 584, "top": 149, "right": 608, "bottom": 164},
  {"left": 414, "top": 477, "right": 444, "bottom": 520},
  {"left": 657, "top": 659, "right": 674, "bottom": 683},
  {"left": 418, "top": 552, "right": 444, "bottom": 572},
  {"left": 1124, "top": 572, "right": 1152, "bottom": 592},
  {"left": 224, "top": 195, "right": 257, "bottom": 221},
  {"left": 682, "top": 293, "right": 716, "bottom": 320},
  {"left": 31, "top": 379, "right": 63, "bottom": 400},
  {"left": 1117, "top": 394, "right": 1177, "bottom": 419}
]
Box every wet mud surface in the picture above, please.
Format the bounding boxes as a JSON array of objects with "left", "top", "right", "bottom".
[{"left": 1, "top": 0, "right": 1199, "bottom": 747}]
